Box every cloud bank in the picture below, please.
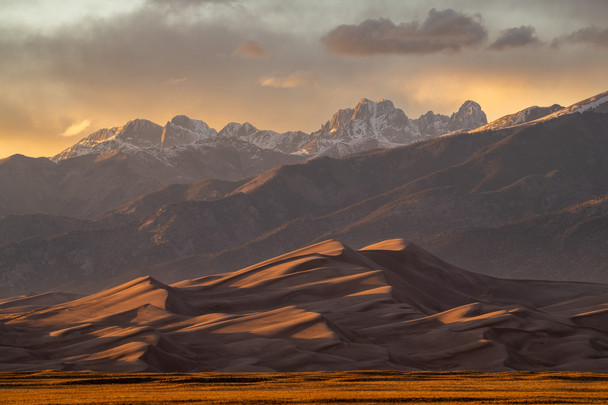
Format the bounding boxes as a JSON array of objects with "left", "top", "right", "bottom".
[
  {"left": 489, "top": 26, "right": 540, "bottom": 50},
  {"left": 322, "top": 9, "right": 488, "bottom": 56}
]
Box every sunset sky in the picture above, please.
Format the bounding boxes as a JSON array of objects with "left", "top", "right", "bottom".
[{"left": 1, "top": 0, "right": 607, "bottom": 158}]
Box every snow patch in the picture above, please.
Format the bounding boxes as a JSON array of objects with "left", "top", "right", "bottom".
[{"left": 576, "top": 94, "right": 608, "bottom": 113}]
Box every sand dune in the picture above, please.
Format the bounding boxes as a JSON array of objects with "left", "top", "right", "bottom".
[
  {"left": 0, "top": 292, "right": 83, "bottom": 315},
  {"left": 1, "top": 239, "right": 607, "bottom": 372}
]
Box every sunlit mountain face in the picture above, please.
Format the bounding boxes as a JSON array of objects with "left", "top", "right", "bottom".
[{"left": 1, "top": 1, "right": 608, "bottom": 375}]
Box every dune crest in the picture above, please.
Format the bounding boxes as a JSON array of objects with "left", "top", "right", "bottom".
[{"left": 1, "top": 240, "right": 607, "bottom": 372}]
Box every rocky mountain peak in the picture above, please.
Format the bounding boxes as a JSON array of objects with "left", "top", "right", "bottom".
[
  {"left": 218, "top": 122, "right": 258, "bottom": 138},
  {"left": 161, "top": 115, "right": 216, "bottom": 147},
  {"left": 352, "top": 98, "right": 399, "bottom": 120},
  {"left": 170, "top": 115, "right": 205, "bottom": 132},
  {"left": 324, "top": 98, "right": 409, "bottom": 135},
  {"left": 300, "top": 98, "right": 420, "bottom": 157},
  {"left": 51, "top": 119, "right": 163, "bottom": 161},
  {"left": 326, "top": 108, "right": 354, "bottom": 134},
  {"left": 447, "top": 100, "right": 488, "bottom": 132},
  {"left": 351, "top": 98, "right": 374, "bottom": 119},
  {"left": 116, "top": 119, "right": 163, "bottom": 147},
  {"left": 415, "top": 111, "right": 450, "bottom": 137}
]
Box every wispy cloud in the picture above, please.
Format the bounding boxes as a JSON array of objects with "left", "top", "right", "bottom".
[
  {"left": 233, "top": 40, "right": 269, "bottom": 59},
  {"left": 322, "top": 9, "right": 487, "bottom": 56},
  {"left": 145, "top": 0, "right": 233, "bottom": 12},
  {"left": 259, "top": 71, "right": 317, "bottom": 89},
  {"left": 552, "top": 26, "right": 608, "bottom": 48},
  {"left": 489, "top": 26, "right": 541, "bottom": 50},
  {"left": 167, "top": 77, "right": 189, "bottom": 85},
  {"left": 60, "top": 119, "right": 91, "bottom": 137}
]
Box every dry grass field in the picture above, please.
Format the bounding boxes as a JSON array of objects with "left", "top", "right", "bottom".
[{"left": 1, "top": 371, "right": 608, "bottom": 404}]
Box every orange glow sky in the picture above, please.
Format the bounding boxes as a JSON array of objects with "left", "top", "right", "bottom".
[{"left": 1, "top": 0, "right": 607, "bottom": 158}]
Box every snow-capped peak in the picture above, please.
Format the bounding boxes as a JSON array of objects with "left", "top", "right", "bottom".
[
  {"left": 218, "top": 122, "right": 258, "bottom": 138},
  {"left": 297, "top": 98, "right": 421, "bottom": 156},
  {"left": 52, "top": 119, "right": 163, "bottom": 161},
  {"left": 322, "top": 98, "right": 409, "bottom": 137},
  {"left": 512, "top": 90, "right": 608, "bottom": 127},
  {"left": 52, "top": 97, "right": 490, "bottom": 163},
  {"left": 170, "top": 115, "right": 213, "bottom": 134},
  {"left": 218, "top": 122, "right": 310, "bottom": 154},
  {"left": 161, "top": 115, "right": 217, "bottom": 147},
  {"left": 512, "top": 104, "right": 563, "bottom": 125},
  {"left": 571, "top": 91, "right": 608, "bottom": 114},
  {"left": 446, "top": 101, "right": 487, "bottom": 132},
  {"left": 305, "top": 98, "right": 487, "bottom": 157}
]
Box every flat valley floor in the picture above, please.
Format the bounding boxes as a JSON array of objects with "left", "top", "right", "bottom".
[{"left": 1, "top": 371, "right": 608, "bottom": 404}]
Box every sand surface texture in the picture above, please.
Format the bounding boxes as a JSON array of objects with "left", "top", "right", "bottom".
[{"left": 1, "top": 239, "right": 607, "bottom": 372}]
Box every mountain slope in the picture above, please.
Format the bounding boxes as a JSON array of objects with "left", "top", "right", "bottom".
[
  {"left": 0, "top": 90, "right": 606, "bottom": 296},
  {"left": 100, "top": 177, "right": 251, "bottom": 224},
  {"left": 0, "top": 103, "right": 606, "bottom": 296},
  {"left": 473, "top": 89, "right": 608, "bottom": 132},
  {"left": 0, "top": 140, "right": 304, "bottom": 218},
  {"left": 420, "top": 193, "right": 608, "bottom": 281},
  {"left": 0, "top": 214, "right": 94, "bottom": 246},
  {"left": 1, "top": 240, "right": 607, "bottom": 372},
  {"left": 476, "top": 104, "right": 563, "bottom": 132}
]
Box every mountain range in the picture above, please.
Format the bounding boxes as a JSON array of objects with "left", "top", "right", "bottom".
[
  {"left": 53, "top": 98, "right": 487, "bottom": 162},
  {"left": 0, "top": 90, "right": 606, "bottom": 297},
  {"left": 0, "top": 98, "right": 486, "bottom": 220},
  {"left": 1, "top": 239, "right": 607, "bottom": 372}
]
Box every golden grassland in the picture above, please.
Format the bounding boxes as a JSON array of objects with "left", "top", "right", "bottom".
[{"left": 1, "top": 370, "right": 608, "bottom": 404}]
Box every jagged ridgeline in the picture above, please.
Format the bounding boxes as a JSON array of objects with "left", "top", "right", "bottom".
[
  {"left": 0, "top": 99, "right": 487, "bottom": 220},
  {"left": 52, "top": 98, "right": 487, "bottom": 161}
]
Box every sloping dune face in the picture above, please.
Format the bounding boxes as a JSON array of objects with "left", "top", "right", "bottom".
[{"left": 1, "top": 240, "right": 608, "bottom": 372}]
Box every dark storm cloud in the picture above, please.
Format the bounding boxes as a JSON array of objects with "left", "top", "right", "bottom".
[
  {"left": 488, "top": 25, "right": 540, "bottom": 50},
  {"left": 552, "top": 26, "right": 608, "bottom": 48},
  {"left": 322, "top": 9, "right": 488, "bottom": 56}
]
